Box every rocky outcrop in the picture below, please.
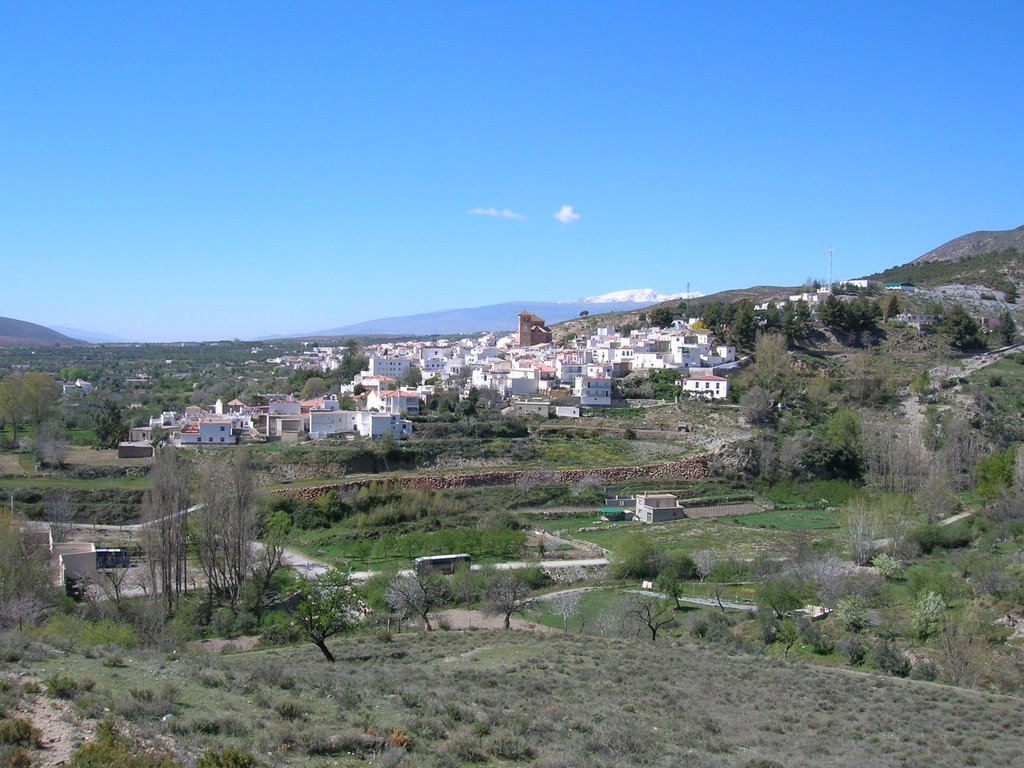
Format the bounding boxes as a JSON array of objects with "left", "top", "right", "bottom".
[{"left": 278, "top": 456, "right": 710, "bottom": 502}]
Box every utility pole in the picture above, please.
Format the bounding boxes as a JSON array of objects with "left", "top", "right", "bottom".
[{"left": 828, "top": 247, "right": 834, "bottom": 290}]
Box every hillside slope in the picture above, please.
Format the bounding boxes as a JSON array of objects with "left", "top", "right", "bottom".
[
  {"left": 913, "top": 225, "right": 1024, "bottom": 264},
  {"left": 0, "top": 316, "right": 81, "bottom": 344},
  {"left": 17, "top": 629, "right": 1024, "bottom": 767}
]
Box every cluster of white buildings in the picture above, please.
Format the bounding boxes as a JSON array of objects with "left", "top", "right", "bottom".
[
  {"left": 128, "top": 393, "right": 415, "bottom": 448},
  {"left": 129, "top": 314, "right": 740, "bottom": 450},
  {"left": 327, "top": 320, "right": 740, "bottom": 412}
]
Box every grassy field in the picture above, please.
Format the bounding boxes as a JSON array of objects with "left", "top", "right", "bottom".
[
  {"left": 6, "top": 628, "right": 1024, "bottom": 767},
  {"left": 532, "top": 512, "right": 841, "bottom": 559},
  {"left": 286, "top": 526, "right": 527, "bottom": 572}
]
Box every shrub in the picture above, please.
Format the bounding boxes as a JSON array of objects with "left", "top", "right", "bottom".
[
  {"left": 488, "top": 728, "right": 535, "bottom": 760},
  {"left": 44, "top": 674, "right": 89, "bottom": 700},
  {"left": 910, "top": 658, "right": 939, "bottom": 682},
  {"left": 799, "top": 620, "right": 835, "bottom": 655},
  {"left": 273, "top": 699, "right": 304, "bottom": 721},
  {"left": 69, "top": 716, "right": 175, "bottom": 767},
  {"left": 837, "top": 634, "right": 866, "bottom": 665},
  {"left": 0, "top": 746, "right": 32, "bottom": 768},
  {"left": 869, "top": 640, "right": 911, "bottom": 677},
  {"left": 197, "top": 747, "right": 266, "bottom": 768},
  {"left": 0, "top": 719, "right": 40, "bottom": 748}
]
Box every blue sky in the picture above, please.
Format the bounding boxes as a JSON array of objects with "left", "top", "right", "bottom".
[{"left": 3, "top": 2, "right": 1022, "bottom": 341}]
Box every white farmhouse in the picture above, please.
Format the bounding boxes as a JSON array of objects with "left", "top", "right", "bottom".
[{"left": 679, "top": 375, "right": 729, "bottom": 400}]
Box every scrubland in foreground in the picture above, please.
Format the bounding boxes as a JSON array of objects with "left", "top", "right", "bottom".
[{"left": 5, "top": 628, "right": 1024, "bottom": 767}]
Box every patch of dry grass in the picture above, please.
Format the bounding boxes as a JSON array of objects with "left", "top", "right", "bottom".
[{"left": 9, "top": 629, "right": 1024, "bottom": 767}]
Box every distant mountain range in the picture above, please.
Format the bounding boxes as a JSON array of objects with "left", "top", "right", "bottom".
[
  {"left": 0, "top": 317, "right": 81, "bottom": 345},
  {"left": 50, "top": 326, "right": 134, "bottom": 344},
  {"left": 291, "top": 290, "right": 696, "bottom": 338}
]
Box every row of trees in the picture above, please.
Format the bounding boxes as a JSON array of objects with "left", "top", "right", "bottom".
[
  {"left": 140, "top": 448, "right": 284, "bottom": 620},
  {"left": 0, "top": 372, "right": 59, "bottom": 446}
]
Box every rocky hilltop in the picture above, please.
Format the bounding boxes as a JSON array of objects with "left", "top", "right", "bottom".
[{"left": 913, "top": 225, "right": 1024, "bottom": 264}]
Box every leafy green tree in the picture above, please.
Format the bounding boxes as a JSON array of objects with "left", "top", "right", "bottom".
[
  {"left": 752, "top": 331, "right": 792, "bottom": 396},
  {"left": 782, "top": 299, "right": 811, "bottom": 342},
  {"left": 998, "top": 310, "right": 1017, "bottom": 346},
  {"left": 975, "top": 446, "right": 1016, "bottom": 501},
  {"left": 871, "top": 553, "right": 904, "bottom": 580},
  {"left": 649, "top": 306, "right": 674, "bottom": 329},
  {"left": 757, "top": 576, "right": 809, "bottom": 619},
  {"left": 818, "top": 295, "right": 847, "bottom": 330},
  {"left": 880, "top": 292, "right": 902, "bottom": 321},
  {"left": 93, "top": 399, "right": 127, "bottom": 448},
  {"left": 0, "top": 372, "right": 26, "bottom": 445},
  {"left": 778, "top": 618, "right": 799, "bottom": 657},
  {"left": 400, "top": 365, "right": 423, "bottom": 388},
  {"left": 22, "top": 372, "right": 59, "bottom": 429},
  {"left": 300, "top": 376, "right": 328, "bottom": 399},
  {"left": 610, "top": 538, "right": 664, "bottom": 580},
  {"left": 728, "top": 301, "right": 758, "bottom": 349},
  {"left": 909, "top": 371, "right": 931, "bottom": 403},
  {"left": 847, "top": 297, "right": 882, "bottom": 333},
  {"left": 293, "top": 569, "right": 359, "bottom": 662},
  {"left": 940, "top": 305, "right": 985, "bottom": 350}
]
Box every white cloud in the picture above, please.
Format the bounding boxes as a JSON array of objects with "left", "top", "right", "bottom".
[
  {"left": 553, "top": 204, "right": 580, "bottom": 225},
  {"left": 467, "top": 207, "right": 526, "bottom": 221}
]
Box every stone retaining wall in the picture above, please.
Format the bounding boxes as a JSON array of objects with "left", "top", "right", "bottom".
[{"left": 278, "top": 455, "right": 710, "bottom": 502}]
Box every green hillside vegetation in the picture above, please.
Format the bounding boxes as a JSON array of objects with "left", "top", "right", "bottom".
[{"left": 868, "top": 248, "right": 1023, "bottom": 300}]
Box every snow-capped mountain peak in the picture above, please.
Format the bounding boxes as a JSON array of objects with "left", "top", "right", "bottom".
[{"left": 580, "top": 288, "right": 690, "bottom": 304}]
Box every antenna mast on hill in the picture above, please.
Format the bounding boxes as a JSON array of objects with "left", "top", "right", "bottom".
[{"left": 827, "top": 247, "right": 834, "bottom": 290}]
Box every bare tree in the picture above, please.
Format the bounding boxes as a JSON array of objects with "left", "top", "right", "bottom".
[
  {"left": 939, "top": 617, "right": 979, "bottom": 687},
  {"left": 940, "top": 414, "right": 984, "bottom": 490},
  {"left": 248, "top": 508, "right": 287, "bottom": 620},
  {"left": 694, "top": 550, "right": 718, "bottom": 582},
  {"left": 627, "top": 593, "right": 676, "bottom": 643},
  {"left": 861, "top": 419, "right": 926, "bottom": 495},
  {"left": 34, "top": 419, "right": 69, "bottom": 468},
  {"left": 143, "top": 446, "right": 191, "bottom": 616},
  {"left": 386, "top": 572, "right": 448, "bottom": 631},
  {"left": 596, "top": 599, "right": 640, "bottom": 638},
  {"left": 0, "top": 515, "right": 53, "bottom": 630},
  {"left": 915, "top": 470, "right": 961, "bottom": 523},
  {"left": 194, "top": 450, "right": 255, "bottom": 611},
  {"left": 482, "top": 572, "right": 536, "bottom": 629},
  {"left": 841, "top": 499, "right": 884, "bottom": 565},
  {"left": 44, "top": 490, "right": 77, "bottom": 543},
  {"left": 450, "top": 562, "right": 479, "bottom": 607},
  {"left": 739, "top": 386, "right": 774, "bottom": 426},
  {"left": 552, "top": 590, "right": 582, "bottom": 633}
]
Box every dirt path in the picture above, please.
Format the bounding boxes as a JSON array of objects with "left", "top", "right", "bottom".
[
  {"left": 900, "top": 344, "right": 1023, "bottom": 437},
  {"left": 16, "top": 686, "right": 96, "bottom": 767},
  {"left": 433, "top": 608, "right": 553, "bottom": 633}
]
